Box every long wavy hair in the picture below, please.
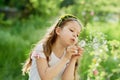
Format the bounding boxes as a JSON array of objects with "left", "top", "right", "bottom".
[{"left": 22, "top": 14, "right": 82, "bottom": 80}]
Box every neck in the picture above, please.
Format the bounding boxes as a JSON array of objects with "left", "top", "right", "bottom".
[{"left": 52, "top": 40, "right": 66, "bottom": 59}]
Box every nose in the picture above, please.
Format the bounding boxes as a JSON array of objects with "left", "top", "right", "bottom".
[
  {"left": 73, "top": 33, "right": 78, "bottom": 44},
  {"left": 73, "top": 33, "right": 77, "bottom": 38}
]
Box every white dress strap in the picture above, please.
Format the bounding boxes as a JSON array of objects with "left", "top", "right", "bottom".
[{"left": 31, "top": 43, "right": 46, "bottom": 59}]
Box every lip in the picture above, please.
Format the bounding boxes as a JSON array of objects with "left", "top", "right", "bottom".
[{"left": 71, "top": 38, "right": 75, "bottom": 42}]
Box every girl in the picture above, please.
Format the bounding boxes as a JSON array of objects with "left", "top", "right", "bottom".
[{"left": 22, "top": 14, "right": 83, "bottom": 80}]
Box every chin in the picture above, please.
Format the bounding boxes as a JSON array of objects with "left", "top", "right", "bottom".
[
  {"left": 67, "top": 43, "right": 74, "bottom": 46},
  {"left": 64, "top": 41, "right": 74, "bottom": 47}
]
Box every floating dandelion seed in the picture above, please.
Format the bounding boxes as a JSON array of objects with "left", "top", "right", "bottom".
[
  {"left": 93, "top": 37, "right": 98, "bottom": 43},
  {"left": 103, "top": 40, "right": 107, "bottom": 45},
  {"left": 93, "top": 43, "right": 99, "bottom": 50},
  {"left": 78, "top": 40, "right": 86, "bottom": 48}
]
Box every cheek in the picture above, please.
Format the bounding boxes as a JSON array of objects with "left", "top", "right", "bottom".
[
  {"left": 59, "top": 28, "right": 72, "bottom": 39},
  {"left": 59, "top": 31, "right": 65, "bottom": 38},
  {"left": 61, "top": 30, "right": 69, "bottom": 36},
  {"left": 76, "top": 38, "right": 79, "bottom": 43},
  {"left": 64, "top": 32, "right": 71, "bottom": 38}
]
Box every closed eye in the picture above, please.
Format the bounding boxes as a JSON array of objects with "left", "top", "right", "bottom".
[
  {"left": 69, "top": 29, "right": 74, "bottom": 32},
  {"left": 77, "top": 34, "right": 79, "bottom": 37}
]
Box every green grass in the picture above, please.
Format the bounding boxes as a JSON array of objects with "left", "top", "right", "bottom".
[{"left": 0, "top": 16, "right": 50, "bottom": 80}]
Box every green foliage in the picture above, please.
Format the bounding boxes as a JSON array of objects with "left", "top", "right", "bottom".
[
  {"left": 0, "top": 0, "right": 119, "bottom": 26},
  {"left": 0, "top": 15, "right": 50, "bottom": 80},
  {"left": 60, "top": 0, "right": 75, "bottom": 8},
  {"left": 78, "top": 22, "right": 120, "bottom": 80},
  {"left": 28, "top": 0, "right": 60, "bottom": 18},
  {"left": 60, "top": 0, "right": 120, "bottom": 27},
  {"left": 0, "top": 30, "right": 29, "bottom": 80},
  {"left": 0, "top": 0, "right": 120, "bottom": 80}
]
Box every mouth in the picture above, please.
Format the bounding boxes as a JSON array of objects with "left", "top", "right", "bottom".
[
  {"left": 71, "top": 38, "right": 75, "bottom": 43},
  {"left": 67, "top": 39, "right": 76, "bottom": 46},
  {"left": 71, "top": 38, "right": 78, "bottom": 45}
]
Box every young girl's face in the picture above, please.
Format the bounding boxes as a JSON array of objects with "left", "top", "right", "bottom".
[{"left": 57, "top": 21, "right": 81, "bottom": 47}]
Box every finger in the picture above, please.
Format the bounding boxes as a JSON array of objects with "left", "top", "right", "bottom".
[
  {"left": 77, "top": 48, "right": 83, "bottom": 55},
  {"left": 74, "top": 50, "right": 78, "bottom": 53},
  {"left": 72, "top": 50, "right": 78, "bottom": 55},
  {"left": 67, "top": 46, "right": 79, "bottom": 56},
  {"left": 67, "top": 46, "right": 78, "bottom": 52},
  {"left": 77, "top": 47, "right": 83, "bottom": 52}
]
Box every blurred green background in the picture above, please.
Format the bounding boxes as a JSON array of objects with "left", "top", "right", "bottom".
[{"left": 0, "top": 0, "right": 120, "bottom": 80}]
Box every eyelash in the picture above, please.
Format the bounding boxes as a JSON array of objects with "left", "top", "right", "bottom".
[
  {"left": 69, "top": 29, "right": 79, "bottom": 37},
  {"left": 77, "top": 34, "right": 79, "bottom": 37},
  {"left": 69, "top": 29, "right": 73, "bottom": 32}
]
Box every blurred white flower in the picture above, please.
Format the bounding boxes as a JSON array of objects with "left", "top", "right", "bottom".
[
  {"left": 103, "top": 40, "right": 107, "bottom": 45},
  {"left": 82, "top": 11, "right": 86, "bottom": 16},
  {"left": 79, "top": 40, "right": 86, "bottom": 48},
  {"left": 93, "top": 37, "right": 98, "bottom": 43},
  {"left": 93, "top": 43, "right": 99, "bottom": 50}
]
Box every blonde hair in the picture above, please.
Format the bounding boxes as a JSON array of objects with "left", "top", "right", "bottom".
[{"left": 22, "top": 14, "right": 82, "bottom": 80}]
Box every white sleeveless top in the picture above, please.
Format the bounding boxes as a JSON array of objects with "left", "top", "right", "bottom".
[{"left": 29, "top": 43, "right": 68, "bottom": 80}]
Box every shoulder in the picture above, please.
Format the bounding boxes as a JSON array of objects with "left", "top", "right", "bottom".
[
  {"left": 34, "top": 43, "right": 43, "bottom": 51},
  {"left": 31, "top": 43, "right": 46, "bottom": 59}
]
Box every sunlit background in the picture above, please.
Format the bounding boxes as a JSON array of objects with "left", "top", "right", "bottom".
[{"left": 0, "top": 0, "right": 120, "bottom": 80}]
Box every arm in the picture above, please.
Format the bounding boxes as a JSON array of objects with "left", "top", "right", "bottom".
[
  {"left": 62, "top": 46, "right": 83, "bottom": 80},
  {"left": 62, "top": 58, "right": 77, "bottom": 80},
  {"left": 36, "top": 56, "right": 68, "bottom": 80},
  {"left": 36, "top": 45, "right": 82, "bottom": 80}
]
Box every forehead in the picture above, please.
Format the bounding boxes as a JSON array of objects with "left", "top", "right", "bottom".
[{"left": 64, "top": 21, "right": 81, "bottom": 32}]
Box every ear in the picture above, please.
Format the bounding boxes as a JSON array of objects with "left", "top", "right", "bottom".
[{"left": 55, "top": 27, "right": 61, "bottom": 35}]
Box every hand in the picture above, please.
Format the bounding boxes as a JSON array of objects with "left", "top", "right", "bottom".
[
  {"left": 64, "top": 45, "right": 81, "bottom": 60},
  {"left": 71, "top": 46, "right": 83, "bottom": 61}
]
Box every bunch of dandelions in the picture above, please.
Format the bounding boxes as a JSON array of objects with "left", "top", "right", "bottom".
[{"left": 79, "top": 32, "right": 109, "bottom": 80}]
